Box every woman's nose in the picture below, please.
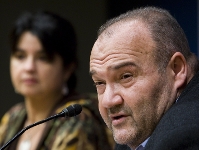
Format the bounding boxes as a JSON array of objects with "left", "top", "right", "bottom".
[{"left": 24, "top": 57, "right": 36, "bottom": 71}]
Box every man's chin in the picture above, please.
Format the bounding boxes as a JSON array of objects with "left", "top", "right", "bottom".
[{"left": 112, "top": 128, "right": 130, "bottom": 145}]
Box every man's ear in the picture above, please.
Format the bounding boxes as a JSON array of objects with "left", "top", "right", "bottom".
[{"left": 168, "top": 52, "right": 187, "bottom": 90}]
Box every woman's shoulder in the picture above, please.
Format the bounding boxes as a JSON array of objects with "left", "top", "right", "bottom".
[
  {"left": 0, "top": 102, "right": 26, "bottom": 145},
  {"left": 48, "top": 93, "right": 115, "bottom": 150},
  {"left": 55, "top": 93, "right": 99, "bottom": 117},
  {"left": 0, "top": 102, "right": 25, "bottom": 124}
]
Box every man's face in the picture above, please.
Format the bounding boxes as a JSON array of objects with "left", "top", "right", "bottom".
[{"left": 90, "top": 21, "right": 175, "bottom": 148}]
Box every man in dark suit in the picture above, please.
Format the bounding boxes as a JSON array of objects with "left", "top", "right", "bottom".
[{"left": 89, "top": 6, "right": 199, "bottom": 150}]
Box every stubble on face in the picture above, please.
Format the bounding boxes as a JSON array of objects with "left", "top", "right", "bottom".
[
  {"left": 103, "top": 72, "right": 172, "bottom": 147},
  {"left": 105, "top": 104, "right": 138, "bottom": 143},
  {"left": 91, "top": 20, "right": 174, "bottom": 148}
]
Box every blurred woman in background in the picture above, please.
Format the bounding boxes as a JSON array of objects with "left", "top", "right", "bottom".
[{"left": 0, "top": 11, "right": 114, "bottom": 150}]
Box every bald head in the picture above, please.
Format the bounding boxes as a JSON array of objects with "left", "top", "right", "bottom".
[
  {"left": 90, "top": 20, "right": 156, "bottom": 72},
  {"left": 95, "top": 7, "right": 193, "bottom": 73}
]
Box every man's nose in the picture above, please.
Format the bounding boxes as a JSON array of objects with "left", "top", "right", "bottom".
[{"left": 101, "top": 84, "right": 123, "bottom": 108}]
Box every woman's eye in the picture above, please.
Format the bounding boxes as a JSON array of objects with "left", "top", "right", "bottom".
[
  {"left": 13, "top": 52, "right": 26, "bottom": 60},
  {"left": 38, "top": 53, "right": 46, "bottom": 60}
]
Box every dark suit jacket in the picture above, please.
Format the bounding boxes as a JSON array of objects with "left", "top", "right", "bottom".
[{"left": 115, "top": 71, "right": 199, "bottom": 150}]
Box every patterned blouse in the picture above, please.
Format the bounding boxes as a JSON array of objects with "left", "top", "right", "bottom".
[{"left": 0, "top": 93, "right": 114, "bottom": 150}]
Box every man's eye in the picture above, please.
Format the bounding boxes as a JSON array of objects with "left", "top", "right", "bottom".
[
  {"left": 93, "top": 81, "right": 106, "bottom": 94},
  {"left": 93, "top": 81, "right": 104, "bottom": 86},
  {"left": 121, "top": 73, "right": 132, "bottom": 79}
]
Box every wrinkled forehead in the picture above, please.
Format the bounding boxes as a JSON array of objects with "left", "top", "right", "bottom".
[{"left": 90, "top": 20, "right": 155, "bottom": 62}]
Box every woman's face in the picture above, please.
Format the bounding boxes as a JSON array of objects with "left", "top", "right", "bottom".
[{"left": 10, "top": 31, "right": 70, "bottom": 98}]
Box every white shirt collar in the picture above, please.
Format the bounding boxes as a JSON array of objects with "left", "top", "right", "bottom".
[{"left": 134, "top": 137, "right": 150, "bottom": 150}]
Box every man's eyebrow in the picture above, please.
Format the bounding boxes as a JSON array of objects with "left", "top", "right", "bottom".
[
  {"left": 89, "top": 62, "right": 136, "bottom": 76},
  {"left": 109, "top": 62, "right": 136, "bottom": 70},
  {"left": 89, "top": 70, "right": 96, "bottom": 76}
]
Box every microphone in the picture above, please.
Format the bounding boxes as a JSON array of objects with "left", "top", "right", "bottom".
[
  {"left": 59, "top": 104, "right": 82, "bottom": 117},
  {"left": 0, "top": 104, "right": 82, "bottom": 150}
]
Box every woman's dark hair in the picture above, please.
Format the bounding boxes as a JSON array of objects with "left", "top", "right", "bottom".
[{"left": 10, "top": 11, "right": 78, "bottom": 91}]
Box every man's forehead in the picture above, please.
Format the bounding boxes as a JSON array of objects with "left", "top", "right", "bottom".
[
  {"left": 90, "top": 61, "right": 137, "bottom": 76},
  {"left": 91, "top": 20, "right": 155, "bottom": 56},
  {"left": 99, "top": 20, "right": 146, "bottom": 38}
]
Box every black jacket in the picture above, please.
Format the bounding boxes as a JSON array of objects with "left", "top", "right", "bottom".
[{"left": 115, "top": 71, "right": 199, "bottom": 150}]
